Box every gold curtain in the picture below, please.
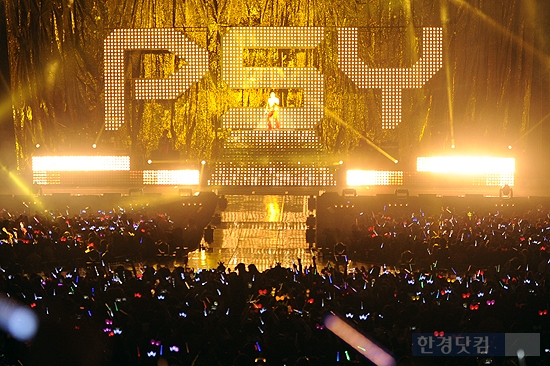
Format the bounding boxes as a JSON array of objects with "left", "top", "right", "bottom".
[{"left": 4, "top": 0, "right": 535, "bottom": 169}]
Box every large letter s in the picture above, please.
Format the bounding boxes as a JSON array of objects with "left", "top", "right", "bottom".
[{"left": 222, "top": 27, "right": 325, "bottom": 130}]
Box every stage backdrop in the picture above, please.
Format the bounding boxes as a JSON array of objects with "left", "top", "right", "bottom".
[{"left": 3, "top": 0, "right": 539, "bottom": 171}]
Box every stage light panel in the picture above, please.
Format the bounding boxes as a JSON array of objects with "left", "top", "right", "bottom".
[
  {"left": 209, "top": 165, "right": 336, "bottom": 186},
  {"left": 346, "top": 170, "right": 404, "bottom": 186},
  {"left": 225, "top": 130, "right": 322, "bottom": 150},
  {"left": 32, "top": 156, "right": 130, "bottom": 172},
  {"left": 416, "top": 156, "right": 515, "bottom": 175},
  {"left": 32, "top": 171, "right": 60, "bottom": 185},
  {"left": 484, "top": 173, "right": 514, "bottom": 187},
  {"left": 142, "top": 170, "right": 200, "bottom": 185}
]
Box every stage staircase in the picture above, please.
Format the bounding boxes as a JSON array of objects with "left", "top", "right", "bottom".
[
  {"left": 191, "top": 195, "right": 314, "bottom": 271},
  {"left": 209, "top": 127, "right": 338, "bottom": 187}
]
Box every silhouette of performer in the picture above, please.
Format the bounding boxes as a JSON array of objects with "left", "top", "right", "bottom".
[
  {"left": 158, "top": 129, "right": 172, "bottom": 155},
  {"left": 266, "top": 92, "right": 280, "bottom": 129}
]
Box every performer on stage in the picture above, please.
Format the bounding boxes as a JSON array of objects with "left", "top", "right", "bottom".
[
  {"left": 266, "top": 91, "right": 280, "bottom": 129},
  {"left": 159, "top": 129, "right": 173, "bottom": 155}
]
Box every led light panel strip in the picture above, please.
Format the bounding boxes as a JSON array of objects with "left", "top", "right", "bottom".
[
  {"left": 484, "top": 174, "right": 515, "bottom": 187},
  {"left": 142, "top": 170, "right": 200, "bottom": 185},
  {"left": 209, "top": 166, "right": 336, "bottom": 186},
  {"left": 346, "top": 170, "right": 404, "bottom": 186},
  {"left": 32, "top": 156, "right": 131, "bottom": 172}
]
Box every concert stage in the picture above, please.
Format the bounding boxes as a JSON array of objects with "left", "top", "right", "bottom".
[
  {"left": 2, "top": 1, "right": 549, "bottom": 274},
  {"left": 1, "top": 166, "right": 547, "bottom": 273}
]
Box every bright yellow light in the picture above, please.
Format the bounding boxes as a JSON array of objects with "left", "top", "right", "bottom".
[
  {"left": 416, "top": 156, "right": 515, "bottom": 175},
  {"left": 142, "top": 170, "right": 200, "bottom": 185},
  {"left": 346, "top": 170, "right": 404, "bottom": 186},
  {"left": 32, "top": 156, "right": 130, "bottom": 171}
]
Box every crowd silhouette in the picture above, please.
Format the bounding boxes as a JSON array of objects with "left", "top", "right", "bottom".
[{"left": 0, "top": 203, "right": 549, "bottom": 365}]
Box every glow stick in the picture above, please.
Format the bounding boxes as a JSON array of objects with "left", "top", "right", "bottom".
[{"left": 323, "top": 313, "right": 395, "bottom": 366}]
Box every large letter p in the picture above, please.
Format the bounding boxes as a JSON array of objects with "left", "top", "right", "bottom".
[{"left": 104, "top": 29, "right": 209, "bottom": 130}]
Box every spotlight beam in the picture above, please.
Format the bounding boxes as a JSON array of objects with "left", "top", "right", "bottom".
[
  {"left": 0, "top": 165, "right": 35, "bottom": 197},
  {"left": 447, "top": 0, "right": 543, "bottom": 149},
  {"left": 440, "top": 2, "right": 455, "bottom": 147},
  {"left": 0, "top": 164, "right": 44, "bottom": 211},
  {"left": 403, "top": 0, "right": 417, "bottom": 59},
  {"left": 324, "top": 108, "right": 398, "bottom": 164},
  {"left": 513, "top": 111, "right": 550, "bottom": 146},
  {"left": 93, "top": 122, "right": 106, "bottom": 146},
  {"left": 448, "top": 0, "right": 546, "bottom": 65}
]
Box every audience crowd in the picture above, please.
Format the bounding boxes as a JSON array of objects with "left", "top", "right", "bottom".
[{"left": 0, "top": 205, "right": 549, "bottom": 365}]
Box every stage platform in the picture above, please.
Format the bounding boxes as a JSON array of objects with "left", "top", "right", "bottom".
[
  {"left": 2, "top": 167, "right": 550, "bottom": 272},
  {"left": 1, "top": 190, "right": 547, "bottom": 272}
]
